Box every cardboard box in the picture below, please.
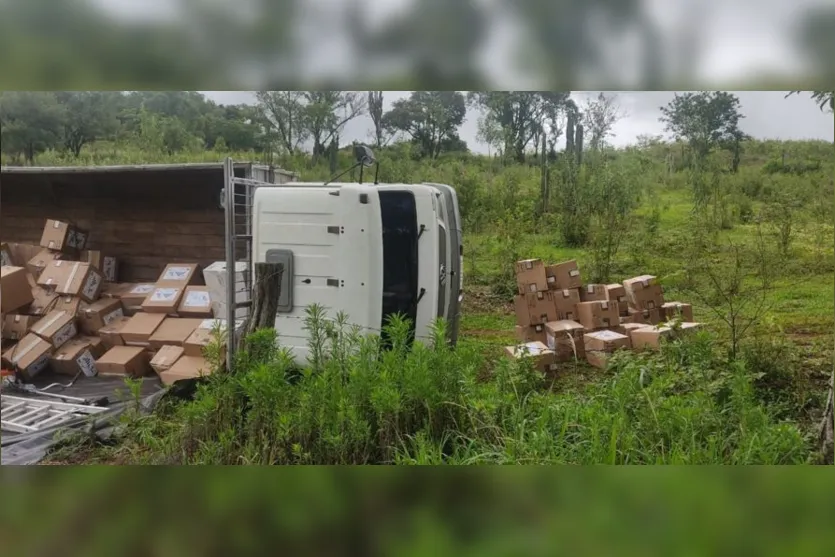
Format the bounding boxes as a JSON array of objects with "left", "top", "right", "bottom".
[
  {"left": 96, "top": 346, "right": 151, "bottom": 378},
  {"left": 585, "top": 350, "right": 611, "bottom": 369},
  {"left": 148, "top": 317, "right": 204, "bottom": 350},
  {"left": 27, "top": 286, "right": 58, "bottom": 317},
  {"left": 631, "top": 325, "right": 674, "bottom": 350},
  {"left": 1, "top": 266, "right": 34, "bottom": 313},
  {"left": 40, "top": 219, "right": 87, "bottom": 252},
  {"left": 159, "top": 355, "right": 213, "bottom": 385},
  {"left": 580, "top": 284, "right": 608, "bottom": 302},
  {"left": 605, "top": 283, "right": 630, "bottom": 315},
  {"left": 120, "top": 313, "right": 166, "bottom": 345},
  {"left": 544, "top": 260, "right": 582, "bottom": 290},
  {"left": 544, "top": 320, "right": 585, "bottom": 362},
  {"left": 105, "top": 283, "right": 155, "bottom": 315},
  {"left": 661, "top": 302, "right": 694, "bottom": 322},
  {"left": 0, "top": 243, "right": 12, "bottom": 267},
  {"left": 30, "top": 310, "right": 77, "bottom": 349},
  {"left": 98, "top": 315, "right": 132, "bottom": 349},
  {"left": 76, "top": 335, "right": 106, "bottom": 359},
  {"left": 514, "top": 259, "right": 548, "bottom": 294},
  {"left": 50, "top": 337, "right": 99, "bottom": 377},
  {"left": 620, "top": 322, "right": 651, "bottom": 342},
  {"left": 26, "top": 249, "right": 64, "bottom": 278},
  {"left": 584, "top": 330, "right": 631, "bottom": 353},
  {"left": 151, "top": 345, "right": 185, "bottom": 375},
  {"left": 79, "top": 298, "right": 124, "bottom": 335},
  {"left": 504, "top": 341, "right": 559, "bottom": 374},
  {"left": 515, "top": 323, "right": 547, "bottom": 345},
  {"left": 625, "top": 307, "right": 663, "bottom": 325},
  {"left": 157, "top": 263, "right": 202, "bottom": 287},
  {"left": 141, "top": 286, "right": 185, "bottom": 314},
  {"left": 623, "top": 275, "right": 664, "bottom": 310},
  {"left": 553, "top": 288, "right": 581, "bottom": 321},
  {"left": 6, "top": 243, "right": 42, "bottom": 269},
  {"left": 177, "top": 286, "right": 213, "bottom": 318},
  {"left": 203, "top": 261, "right": 249, "bottom": 319},
  {"left": 37, "top": 261, "right": 104, "bottom": 303},
  {"left": 183, "top": 328, "right": 217, "bottom": 357},
  {"left": 514, "top": 291, "right": 558, "bottom": 326},
  {"left": 2, "top": 333, "right": 53, "bottom": 381},
  {"left": 2, "top": 314, "right": 38, "bottom": 341},
  {"left": 575, "top": 300, "right": 619, "bottom": 331},
  {"left": 53, "top": 294, "right": 82, "bottom": 317},
  {"left": 81, "top": 250, "right": 118, "bottom": 282}
]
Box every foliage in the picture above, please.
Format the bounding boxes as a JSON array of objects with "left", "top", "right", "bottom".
[
  {"left": 582, "top": 92, "right": 626, "bottom": 151},
  {"left": 381, "top": 91, "right": 467, "bottom": 159},
  {"left": 0, "top": 91, "right": 65, "bottom": 162}
]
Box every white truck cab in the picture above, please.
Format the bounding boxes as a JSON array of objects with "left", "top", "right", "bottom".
[{"left": 249, "top": 180, "right": 459, "bottom": 365}]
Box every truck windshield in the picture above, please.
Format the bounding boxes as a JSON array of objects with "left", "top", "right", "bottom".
[{"left": 379, "top": 190, "right": 418, "bottom": 339}]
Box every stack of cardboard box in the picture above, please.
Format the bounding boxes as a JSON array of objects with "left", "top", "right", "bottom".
[
  {"left": 507, "top": 258, "right": 703, "bottom": 372},
  {"left": 1, "top": 219, "right": 243, "bottom": 387}
]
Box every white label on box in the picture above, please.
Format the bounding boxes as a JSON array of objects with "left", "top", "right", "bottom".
[
  {"left": 587, "top": 285, "right": 594, "bottom": 293},
  {"left": 524, "top": 261, "right": 533, "bottom": 269},
  {"left": 103, "top": 257, "right": 117, "bottom": 281},
  {"left": 150, "top": 288, "right": 180, "bottom": 302},
  {"left": 528, "top": 284, "right": 536, "bottom": 292},
  {"left": 74, "top": 231, "right": 88, "bottom": 250},
  {"left": 546, "top": 334, "right": 555, "bottom": 350},
  {"left": 53, "top": 323, "right": 78, "bottom": 347},
  {"left": 103, "top": 308, "right": 124, "bottom": 325},
  {"left": 184, "top": 290, "right": 211, "bottom": 308},
  {"left": 546, "top": 276, "right": 555, "bottom": 283},
  {"left": 600, "top": 301, "right": 609, "bottom": 310},
  {"left": 520, "top": 342, "right": 544, "bottom": 355},
  {"left": 647, "top": 301, "right": 656, "bottom": 309},
  {"left": 591, "top": 330, "right": 623, "bottom": 341},
  {"left": 48, "top": 240, "right": 56, "bottom": 249},
  {"left": 82, "top": 272, "right": 102, "bottom": 300},
  {"left": 131, "top": 284, "right": 155, "bottom": 295},
  {"left": 53, "top": 221, "right": 61, "bottom": 229},
  {"left": 29, "top": 354, "right": 50, "bottom": 375},
  {"left": 163, "top": 266, "right": 191, "bottom": 281},
  {"left": 77, "top": 350, "right": 98, "bottom": 377},
  {"left": 618, "top": 296, "right": 627, "bottom": 302},
  {"left": 569, "top": 270, "right": 580, "bottom": 277},
  {"left": 561, "top": 290, "right": 571, "bottom": 298}
]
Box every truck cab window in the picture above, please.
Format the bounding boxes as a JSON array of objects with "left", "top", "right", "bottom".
[{"left": 379, "top": 191, "right": 418, "bottom": 339}]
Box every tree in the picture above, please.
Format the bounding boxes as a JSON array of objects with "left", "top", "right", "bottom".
[
  {"left": 367, "top": 91, "right": 385, "bottom": 148},
  {"left": 303, "top": 91, "right": 366, "bottom": 159},
  {"left": 255, "top": 91, "right": 309, "bottom": 155},
  {"left": 582, "top": 92, "right": 625, "bottom": 151},
  {"left": 55, "top": 91, "right": 119, "bottom": 157},
  {"left": 0, "top": 91, "right": 64, "bottom": 163},
  {"left": 786, "top": 91, "right": 834, "bottom": 113},
  {"left": 659, "top": 92, "right": 748, "bottom": 166},
  {"left": 382, "top": 91, "right": 467, "bottom": 159},
  {"left": 468, "top": 92, "right": 572, "bottom": 163}
]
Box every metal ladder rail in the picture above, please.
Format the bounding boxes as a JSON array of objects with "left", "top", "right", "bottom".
[{"left": 1, "top": 395, "right": 108, "bottom": 434}]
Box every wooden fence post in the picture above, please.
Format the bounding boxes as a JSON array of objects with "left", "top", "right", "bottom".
[{"left": 236, "top": 262, "right": 284, "bottom": 356}]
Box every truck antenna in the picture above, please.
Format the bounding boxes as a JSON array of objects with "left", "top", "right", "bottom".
[{"left": 323, "top": 144, "right": 377, "bottom": 186}]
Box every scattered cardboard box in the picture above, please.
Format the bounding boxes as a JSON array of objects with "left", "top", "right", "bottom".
[
  {"left": 623, "top": 275, "right": 664, "bottom": 311},
  {"left": 26, "top": 249, "right": 64, "bottom": 278},
  {"left": 544, "top": 320, "right": 585, "bottom": 361},
  {"left": 605, "top": 283, "right": 630, "bottom": 315},
  {"left": 620, "top": 322, "right": 651, "bottom": 342},
  {"left": 30, "top": 310, "right": 77, "bottom": 349},
  {"left": 514, "top": 259, "right": 548, "bottom": 294},
  {"left": 183, "top": 328, "right": 217, "bottom": 357},
  {"left": 626, "top": 307, "right": 663, "bottom": 325},
  {"left": 53, "top": 294, "right": 82, "bottom": 317},
  {"left": 2, "top": 314, "right": 37, "bottom": 341},
  {"left": 40, "top": 219, "right": 87, "bottom": 252},
  {"left": 37, "top": 261, "right": 104, "bottom": 303},
  {"left": 203, "top": 261, "right": 250, "bottom": 319},
  {"left": 79, "top": 298, "right": 124, "bottom": 335},
  {"left": 81, "top": 250, "right": 118, "bottom": 282},
  {"left": 504, "top": 341, "right": 559, "bottom": 374},
  {"left": 141, "top": 286, "right": 185, "bottom": 314},
  {"left": 515, "top": 323, "right": 547, "bottom": 345},
  {"left": 96, "top": 346, "right": 151, "bottom": 378},
  {"left": 2, "top": 333, "right": 53, "bottom": 381},
  {"left": 553, "top": 288, "right": 581, "bottom": 321},
  {"left": 177, "top": 286, "right": 213, "bottom": 318},
  {"left": 661, "top": 302, "right": 694, "bottom": 322},
  {"left": 580, "top": 284, "right": 608, "bottom": 302},
  {"left": 150, "top": 345, "right": 185, "bottom": 375},
  {"left": 76, "top": 335, "right": 106, "bottom": 359},
  {"left": 97, "top": 315, "right": 132, "bottom": 349},
  {"left": 156, "top": 263, "right": 201, "bottom": 287},
  {"left": 120, "top": 313, "right": 167, "bottom": 346},
  {"left": 27, "top": 286, "right": 59, "bottom": 317},
  {"left": 544, "top": 260, "right": 582, "bottom": 290},
  {"left": 1, "top": 266, "right": 34, "bottom": 313},
  {"left": 514, "top": 291, "right": 558, "bottom": 326},
  {"left": 159, "top": 355, "right": 212, "bottom": 385},
  {"left": 50, "top": 338, "right": 99, "bottom": 377},
  {"left": 148, "top": 318, "right": 204, "bottom": 350},
  {"left": 585, "top": 351, "right": 611, "bottom": 369},
  {"left": 584, "top": 330, "right": 631, "bottom": 353},
  {"left": 575, "top": 300, "right": 619, "bottom": 331}
]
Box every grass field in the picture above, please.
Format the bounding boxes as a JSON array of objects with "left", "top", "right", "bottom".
[{"left": 38, "top": 138, "right": 834, "bottom": 466}]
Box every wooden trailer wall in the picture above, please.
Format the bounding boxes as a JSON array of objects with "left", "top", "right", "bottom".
[{"left": 0, "top": 165, "right": 291, "bottom": 282}]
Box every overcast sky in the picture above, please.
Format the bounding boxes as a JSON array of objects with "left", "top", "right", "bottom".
[{"left": 202, "top": 91, "right": 833, "bottom": 153}]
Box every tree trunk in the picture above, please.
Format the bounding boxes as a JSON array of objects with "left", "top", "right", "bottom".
[
  {"left": 820, "top": 374, "right": 834, "bottom": 464},
  {"left": 236, "top": 262, "right": 284, "bottom": 356}
]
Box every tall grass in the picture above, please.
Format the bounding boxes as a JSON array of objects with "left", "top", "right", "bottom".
[{"left": 118, "top": 306, "right": 812, "bottom": 465}]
